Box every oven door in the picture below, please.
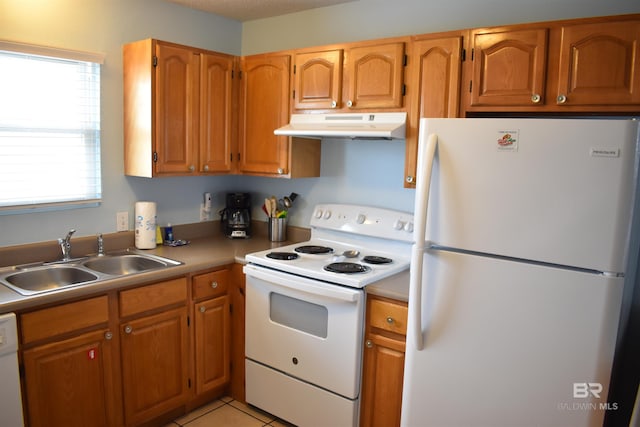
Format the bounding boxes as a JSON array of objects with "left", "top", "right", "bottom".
[{"left": 244, "top": 263, "right": 365, "bottom": 399}]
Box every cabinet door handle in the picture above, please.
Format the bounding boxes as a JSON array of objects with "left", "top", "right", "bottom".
[
  {"left": 556, "top": 94, "right": 567, "bottom": 104},
  {"left": 386, "top": 316, "right": 395, "bottom": 324},
  {"left": 203, "top": 165, "right": 209, "bottom": 172},
  {"left": 188, "top": 165, "right": 195, "bottom": 172},
  {"left": 331, "top": 100, "right": 337, "bottom": 108},
  {"left": 406, "top": 176, "right": 414, "bottom": 184},
  {"left": 531, "top": 93, "right": 541, "bottom": 103},
  {"left": 104, "top": 331, "right": 113, "bottom": 340},
  {"left": 210, "top": 281, "right": 218, "bottom": 289},
  {"left": 277, "top": 168, "right": 284, "bottom": 175},
  {"left": 124, "top": 325, "right": 133, "bottom": 334},
  {"left": 347, "top": 100, "right": 353, "bottom": 108},
  {"left": 199, "top": 306, "right": 206, "bottom": 313},
  {"left": 366, "top": 340, "right": 373, "bottom": 348}
]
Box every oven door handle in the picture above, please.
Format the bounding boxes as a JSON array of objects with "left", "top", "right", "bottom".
[{"left": 244, "top": 264, "right": 359, "bottom": 303}]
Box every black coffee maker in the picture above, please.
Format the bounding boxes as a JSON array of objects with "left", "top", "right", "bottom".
[{"left": 221, "top": 192, "right": 251, "bottom": 238}]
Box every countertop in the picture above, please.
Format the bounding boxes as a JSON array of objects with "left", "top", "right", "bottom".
[{"left": 0, "top": 221, "right": 409, "bottom": 313}]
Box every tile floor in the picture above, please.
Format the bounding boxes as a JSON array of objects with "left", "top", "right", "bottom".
[{"left": 164, "top": 396, "right": 295, "bottom": 427}]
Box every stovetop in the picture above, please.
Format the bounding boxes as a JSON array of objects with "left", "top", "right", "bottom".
[{"left": 246, "top": 204, "right": 414, "bottom": 288}]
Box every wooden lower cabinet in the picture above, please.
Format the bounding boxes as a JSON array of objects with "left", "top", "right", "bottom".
[
  {"left": 120, "top": 306, "right": 190, "bottom": 426},
  {"left": 18, "top": 265, "right": 239, "bottom": 426},
  {"left": 360, "top": 295, "right": 408, "bottom": 427},
  {"left": 229, "top": 263, "right": 246, "bottom": 402},
  {"left": 20, "top": 295, "right": 121, "bottom": 427},
  {"left": 22, "top": 328, "right": 118, "bottom": 427},
  {"left": 192, "top": 268, "right": 232, "bottom": 397},
  {"left": 194, "top": 295, "right": 230, "bottom": 393}
]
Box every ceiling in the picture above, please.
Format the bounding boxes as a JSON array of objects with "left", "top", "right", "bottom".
[{"left": 164, "top": 0, "right": 359, "bottom": 22}]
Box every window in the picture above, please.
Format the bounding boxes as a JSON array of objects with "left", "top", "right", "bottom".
[{"left": 0, "top": 41, "right": 103, "bottom": 212}]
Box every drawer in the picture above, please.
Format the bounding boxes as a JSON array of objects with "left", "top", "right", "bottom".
[
  {"left": 192, "top": 268, "right": 229, "bottom": 299},
  {"left": 369, "top": 297, "right": 408, "bottom": 336},
  {"left": 119, "top": 277, "right": 187, "bottom": 317},
  {"left": 21, "top": 295, "right": 109, "bottom": 344}
]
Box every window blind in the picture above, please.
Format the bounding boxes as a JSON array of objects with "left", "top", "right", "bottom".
[{"left": 0, "top": 41, "right": 103, "bottom": 212}]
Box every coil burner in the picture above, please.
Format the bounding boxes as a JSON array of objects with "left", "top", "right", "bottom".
[
  {"left": 295, "top": 245, "right": 334, "bottom": 255},
  {"left": 362, "top": 256, "right": 393, "bottom": 265},
  {"left": 324, "top": 262, "right": 371, "bottom": 274},
  {"left": 266, "top": 252, "right": 299, "bottom": 260}
]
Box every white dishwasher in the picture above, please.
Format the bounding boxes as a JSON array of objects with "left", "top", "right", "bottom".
[{"left": 0, "top": 313, "right": 24, "bottom": 427}]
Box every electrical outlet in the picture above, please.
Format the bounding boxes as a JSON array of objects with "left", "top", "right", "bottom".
[
  {"left": 200, "top": 203, "right": 209, "bottom": 222},
  {"left": 116, "top": 211, "right": 129, "bottom": 232}
]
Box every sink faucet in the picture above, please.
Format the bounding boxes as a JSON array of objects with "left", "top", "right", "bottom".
[
  {"left": 97, "top": 233, "right": 105, "bottom": 256},
  {"left": 57, "top": 229, "right": 76, "bottom": 261}
]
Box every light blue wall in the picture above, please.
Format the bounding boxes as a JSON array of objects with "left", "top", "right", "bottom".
[
  {"left": 240, "top": 0, "right": 640, "bottom": 230},
  {"left": 1, "top": 0, "right": 638, "bottom": 247},
  {"left": 241, "top": 0, "right": 639, "bottom": 54},
  {"left": 0, "top": 0, "right": 242, "bottom": 246}
]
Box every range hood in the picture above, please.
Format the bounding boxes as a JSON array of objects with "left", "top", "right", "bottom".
[{"left": 274, "top": 112, "right": 407, "bottom": 140}]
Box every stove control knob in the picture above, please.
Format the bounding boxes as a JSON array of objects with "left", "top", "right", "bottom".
[
  {"left": 314, "top": 209, "right": 323, "bottom": 219},
  {"left": 323, "top": 210, "right": 332, "bottom": 219},
  {"left": 404, "top": 222, "right": 414, "bottom": 233},
  {"left": 356, "top": 214, "right": 366, "bottom": 224},
  {"left": 394, "top": 219, "right": 405, "bottom": 230}
]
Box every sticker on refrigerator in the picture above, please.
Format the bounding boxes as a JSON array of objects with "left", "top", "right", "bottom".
[
  {"left": 590, "top": 148, "right": 620, "bottom": 158},
  {"left": 496, "top": 130, "right": 518, "bottom": 151}
]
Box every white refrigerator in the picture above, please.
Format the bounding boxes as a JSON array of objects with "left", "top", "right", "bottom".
[{"left": 402, "top": 118, "right": 639, "bottom": 427}]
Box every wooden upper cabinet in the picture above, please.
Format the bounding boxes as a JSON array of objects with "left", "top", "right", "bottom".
[
  {"left": 345, "top": 42, "right": 406, "bottom": 110},
  {"left": 404, "top": 32, "right": 464, "bottom": 188},
  {"left": 411, "top": 36, "right": 463, "bottom": 118},
  {"left": 464, "top": 15, "right": 640, "bottom": 113},
  {"left": 238, "top": 54, "right": 291, "bottom": 176},
  {"left": 291, "top": 40, "right": 406, "bottom": 112},
  {"left": 293, "top": 49, "right": 343, "bottom": 110},
  {"left": 556, "top": 19, "right": 640, "bottom": 106},
  {"left": 155, "top": 42, "right": 201, "bottom": 174},
  {"left": 468, "top": 27, "right": 548, "bottom": 107},
  {"left": 200, "top": 52, "right": 235, "bottom": 173},
  {"left": 123, "top": 39, "right": 235, "bottom": 177}
]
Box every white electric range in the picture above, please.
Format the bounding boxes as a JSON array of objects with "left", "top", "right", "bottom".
[{"left": 244, "top": 204, "right": 414, "bottom": 427}]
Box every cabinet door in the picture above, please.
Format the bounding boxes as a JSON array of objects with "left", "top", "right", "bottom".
[
  {"left": 155, "top": 42, "right": 200, "bottom": 174},
  {"left": 238, "top": 54, "right": 291, "bottom": 176},
  {"left": 120, "top": 307, "right": 189, "bottom": 426},
  {"left": 293, "top": 49, "right": 343, "bottom": 110},
  {"left": 23, "top": 329, "right": 118, "bottom": 427},
  {"left": 469, "top": 28, "right": 548, "bottom": 107},
  {"left": 229, "top": 263, "right": 246, "bottom": 402},
  {"left": 360, "top": 334, "right": 406, "bottom": 427},
  {"left": 194, "top": 295, "right": 231, "bottom": 394},
  {"left": 405, "top": 34, "right": 463, "bottom": 187},
  {"left": 200, "top": 52, "right": 234, "bottom": 173},
  {"left": 556, "top": 20, "right": 640, "bottom": 106},
  {"left": 345, "top": 42, "right": 405, "bottom": 109}
]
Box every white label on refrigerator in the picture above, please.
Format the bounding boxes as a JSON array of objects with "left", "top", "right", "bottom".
[
  {"left": 496, "top": 130, "right": 518, "bottom": 151},
  {"left": 590, "top": 148, "right": 620, "bottom": 158}
]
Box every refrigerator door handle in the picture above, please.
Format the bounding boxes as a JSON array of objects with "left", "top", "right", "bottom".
[{"left": 410, "top": 132, "right": 438, "bottom": 351}]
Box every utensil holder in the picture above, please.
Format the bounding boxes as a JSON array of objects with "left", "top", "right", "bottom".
[{"left": 268, "top": 217, "right": 287, "bottom": 242}]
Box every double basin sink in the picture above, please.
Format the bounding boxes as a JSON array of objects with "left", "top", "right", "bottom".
[{"left": 0, "top": 250, "right": 182, "bottom": 296}]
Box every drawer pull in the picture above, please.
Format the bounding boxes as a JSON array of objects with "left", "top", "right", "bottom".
[
  {"left": 210, "top": 281, "right": 218, "bottom": 289},
  {"left": 199, "top": 306, "right": 206, "bottom": 313},
  {"left": 124, "top": 325, "right": 132, "bottom": 334},
  {"left": 386, "top": 316, "right": 395, "bottom": 324},
  {"left": 366, "top": 340, "right": 373, "bottom": 348},
  {"left": 104, "top": 331, "right": 113, "bottom": 340}
]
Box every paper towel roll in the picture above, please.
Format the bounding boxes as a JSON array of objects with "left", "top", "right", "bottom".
[{"left": 135, "top": 201, "right": 157, "bottom": 249}]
